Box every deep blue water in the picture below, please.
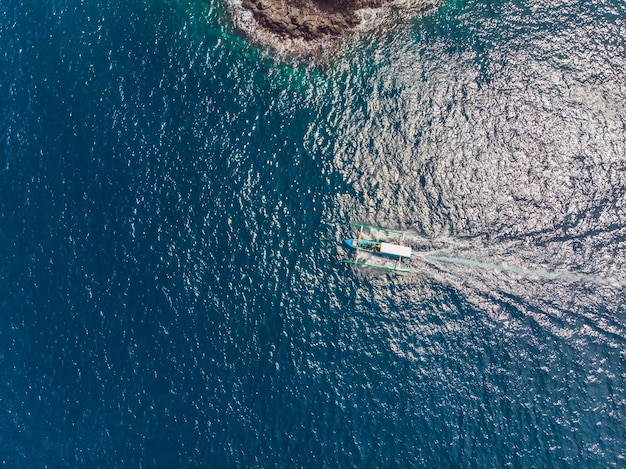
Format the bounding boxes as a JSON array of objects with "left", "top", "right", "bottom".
[{"left": 1, "top": 0, "right": 626, "bottom": 466}]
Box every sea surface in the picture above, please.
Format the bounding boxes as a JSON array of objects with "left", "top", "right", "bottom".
[{"left": 1, "top": 0, "right": 625, "bottom": 466}]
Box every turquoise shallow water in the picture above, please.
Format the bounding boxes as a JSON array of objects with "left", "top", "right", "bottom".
[{"left": 1, "top": 0, "right": 625, "bottom": 466}]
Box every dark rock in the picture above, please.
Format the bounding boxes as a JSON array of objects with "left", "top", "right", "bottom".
[{"left": 241, "top": 0, "right": 388, "bottom": 41}]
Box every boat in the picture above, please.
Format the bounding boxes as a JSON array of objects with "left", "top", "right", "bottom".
[
  {"left": 343, "top": 223, "right": 412, "bottom": 272},
  {"left": 344, "top": 239, "right": 412, "bottom": 259}
]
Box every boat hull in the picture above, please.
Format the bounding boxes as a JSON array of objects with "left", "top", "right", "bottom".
[{"left": 344, "top": 239, "right": 412, "bottom": 259}]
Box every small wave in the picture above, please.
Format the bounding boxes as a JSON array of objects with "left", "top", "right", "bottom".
[
  {"left": 355, "top": 0, "right": 442, "bottom": 29},
  {"left": 355, "top": 7, "right": 388, "bottom": 29}
]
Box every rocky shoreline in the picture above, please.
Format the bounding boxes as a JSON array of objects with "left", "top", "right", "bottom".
[
  {"left": 235, "top": 0, "right": 440, "bottom": 54},
  {"left": 240, "top": 0, "right": 382, "bottom": 41}
]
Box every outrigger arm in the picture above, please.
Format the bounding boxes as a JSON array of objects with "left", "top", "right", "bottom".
[
  {"left": 344, "top": 223, "right": 413, "bottom": 273},
  {"left": 342, "top": 259, "right": 411, "bottom": 273}
]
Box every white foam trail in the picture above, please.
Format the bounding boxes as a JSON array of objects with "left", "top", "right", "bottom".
[{"left": 413, "top": 253, "right": 626, "bottom": 288}]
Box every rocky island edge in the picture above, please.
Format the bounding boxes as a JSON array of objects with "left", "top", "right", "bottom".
[{"left": 236, "top": 0, "right": 440, "bottom": 54}]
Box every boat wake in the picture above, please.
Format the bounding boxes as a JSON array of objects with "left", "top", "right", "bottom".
[{"left": 410, "top": 252, "right": 626, "bottom": 289}]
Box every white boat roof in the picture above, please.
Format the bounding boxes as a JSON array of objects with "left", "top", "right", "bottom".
[{"left": 380, "top": 243, "right": 412, "bottom": 258}]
